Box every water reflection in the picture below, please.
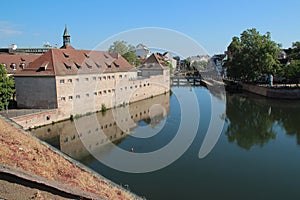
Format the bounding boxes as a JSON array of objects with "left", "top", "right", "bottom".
[
  {"left": 225, "top": 93, "right": 300, "bottom": 149},
  {"left": 32, "top": 94, "right": 170, "bottom": 160}
]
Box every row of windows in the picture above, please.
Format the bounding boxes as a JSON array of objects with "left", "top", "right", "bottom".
[
  {"left": 59, "top": 74, "right": 128, "bottom": 84},
  {"left": 60, "top": 83, "right": 151, "bottom": 101}
]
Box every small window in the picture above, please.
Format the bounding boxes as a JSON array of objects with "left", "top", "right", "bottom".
[
  {"left": 76, "top": 78, "right": 79, "bottom": 82},
  {"left": 61, "top": 97, "right": 66, "bottom": 101},
  {"left": 86, "top": 93, "right": 89, "bottom": 97},
  {"left": 98, "top": 91, "right": 102, "bottom": 95},
  {"left": 46, "top": 115, "right": 51, "bottom": 120},
  {"left": 130, "top": 86, "right": 133, "bottom": 89},
  {"left": 94, "top": 92, "right": 97, "bottom": 96},
  {"left": 103, "top": 76, "right": 106, "bottom": 80},
  {"left": 76, "top": 95, "right": 80, "bottom": 99},
  {"left": 93, "top": 77, "right": 96, "bottom": 81},
  {"left": 60, "top": 79, "right": 65, "bottom": 84},
  {"left": 98, "top": 77, "right": 101, "bottom": 80},
  {"left": 68, "top": 96, "right": 73, "bottom": 100},
  {"left": 124, "top": 75, "right": 127, "bottom": 78},
  {"left": 119, "top": 75, "right": 122, "bottom": 78},
  {"left": 112, "top": 75, "right": 115, "bottom": 79},
  {"left": 103, "top": 90, "right": 107, "bottom": 94},
  {"left": 125, "top": 87, "right": 127, "bottom": 90},
  {"left": 135, "top": 85, "right": 138, "bottom": 88},
  {"left": 108, "top": 90, "right": 111, "bottom": 93},
  {"left": 85, "top": 77, "right": 89, "bottom": 81},
  {"left": 107, "top": 76, "right": 110, "bottom": 80},
  {"left": 68, "top": 79, "right": 72, "bottom": 83}
]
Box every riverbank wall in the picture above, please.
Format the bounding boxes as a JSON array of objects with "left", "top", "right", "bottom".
[{"left": 241, "top": 83, "right": 300, "bottom": 99}]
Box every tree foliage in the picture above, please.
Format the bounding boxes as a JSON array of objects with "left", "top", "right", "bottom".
[
  {"left": 108, "top": 41, "right": 140, "bottom": 66},
  {"left": 224, "top": 28, "right": 281, "bottom": 82},
  {"left": 0, "top": 64, "right": 15, "bottom": 110}
]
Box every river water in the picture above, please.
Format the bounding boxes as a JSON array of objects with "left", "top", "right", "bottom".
[{"left": 32, "top": 86, "right": 300, "bottom": 200}]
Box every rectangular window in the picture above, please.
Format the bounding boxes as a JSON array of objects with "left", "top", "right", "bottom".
[
  {"left": 98, "top": 91, "right": 102, "bottom": 95},
  {"left": 85, "top": 77, "right": 89, "bottom": 81},
  {"left": 68, "top": 96, "right": 73, "bottom": 100},
  {"left": 103, "top": 76, "right": 106, "bottom": 80},
  {"left": 103, "top": 90, "right": 107, "bottom": 94},
  {"left": 76, "top": 95, "right": 80, "bottom": 99},
  {"left": 61, "top": 97, "right": 66, "bottom": 101},
  {"left": 112, "top": 75, "right": 115, "bottom": 79},
  {"left": 76, "top": 78, "right": 79, "bottom": 82},
  {"left": 60, "top": 79, "right": 65, "bottom": 84},
  {"left": 98, "top": 77, "right": 101, "bottom": 80},
  {"left": 107, "top": 76, "right": 110, "bottom": 80},
  {"left": 86, "top": 93, "right": 89, "bottom": 97},
  {"left": 93, "top": 77, "right": 96, "bottom": 81},
  {"left": 94, "top": 92, "right": 97, "bottom": 96},
  {"left": 68, "top": 79, "right": 72, "bottom": 83},
  {"left": 119, "top": 75, "right": 122, "bottom": 78}
]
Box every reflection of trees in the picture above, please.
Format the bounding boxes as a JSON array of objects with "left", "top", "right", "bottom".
[
  {"left": 272, "top": 105, "right": 300, "bottom": 144},
  {"left": 225, "top": 95, "right": 276, "bottom": 150}
]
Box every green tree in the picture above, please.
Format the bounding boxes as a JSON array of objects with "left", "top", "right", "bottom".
[
  {"left": 289, "top": 41, "right": 300, "bottom": 60},
  {"left": 0, "top": 64, "right": 15, "bottom": 110},
  {"left": 224, "top": 28, "right": 281, "bottom": 82},
  {"left": 108, "top": 41, "right": 140, "bottom": 66},
  {"left": 281, "top": 60, "right": 300, "bottom": 83}
]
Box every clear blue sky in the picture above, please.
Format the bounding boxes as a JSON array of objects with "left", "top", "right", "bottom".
[{"left": 1, "top": 0, "right": 300, "bottom": 55}]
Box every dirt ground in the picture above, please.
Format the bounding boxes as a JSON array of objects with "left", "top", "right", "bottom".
[{"left": 0, "top": 116, "right": 140, "bottom": 200}]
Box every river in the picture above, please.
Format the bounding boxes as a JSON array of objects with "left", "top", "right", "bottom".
[{"left": 32, "top": 86, "right": 300, "bottom": 200}]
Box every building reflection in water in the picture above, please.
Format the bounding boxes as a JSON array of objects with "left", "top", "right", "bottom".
[{"left": 33, "top": 93, "right": 170, "bottom": 160}]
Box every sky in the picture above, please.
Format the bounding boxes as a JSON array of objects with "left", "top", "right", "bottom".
[{"left": 1, "top": 0, "right": 300, "bottom": 55}]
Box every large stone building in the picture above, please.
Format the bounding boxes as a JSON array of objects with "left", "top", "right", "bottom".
[{"left": 12, "top": 27, "right": 170, "bottom": 127}]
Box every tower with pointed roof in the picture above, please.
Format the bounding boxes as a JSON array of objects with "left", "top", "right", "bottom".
[{"left": 62, "top": 25, "right": 71, "bottom": 48}]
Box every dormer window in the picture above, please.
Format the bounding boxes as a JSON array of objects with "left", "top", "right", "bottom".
[
  {"left": 75, "top": 62, "right": 82, "bottom": 69},
  {"left": 10, "top": 63, "right": 17, "bottom": 70},
  {"left": 104, "top": 53, "right": 109, "bottom": 59},
  {"left": 63, "top": 52, "right": 69, "bottom": 58},
  {"left": 114, "top": 62, "right": 119, "bottom": 68},
  {"left": 95, "top": 62, "right": 101, "bottom": 68},
  {"left": 84, "top": 53, "right": 90, "bottom": 58},
  {"left": 86, "top": 62, "right": 92, "bottom": 69},
  {"left": 19, "top": 63, "right": 25, "bottom": 69},
  {"left": 64, "top": 63, "right": 71, "bottom": 70}
]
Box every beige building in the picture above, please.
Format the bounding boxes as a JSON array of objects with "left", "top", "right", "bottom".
[{"left": 12, "top": 27, "right": 170, "bottom": 127}]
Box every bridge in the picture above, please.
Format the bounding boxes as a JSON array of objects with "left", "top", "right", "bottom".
[{"left": 170, "top": 69, "right": 225, "bottom": 87}]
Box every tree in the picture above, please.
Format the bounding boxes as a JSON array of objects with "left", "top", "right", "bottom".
[
  {"left": 289, "top": 41, "right": 300, "bottom": 60},
  {"left": 281, "top": 60, "right": 300, "bottom": 83},
  {"left": 0, "top": 64, "right": 15, "bottom": 110},
  {"left": 108, "top": 41, "right": 140, "bottom": 66},
  {"left": 224, "top": 28, "right": 281, "bottom": 82}
]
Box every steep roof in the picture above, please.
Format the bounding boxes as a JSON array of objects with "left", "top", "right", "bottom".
[
  {"left": 0, "top": 54, "right": 40, "bottom": 74},
  {"left": 138, "top": 53, "right": 168, "bottom": 70},
  {"left": 15, "top": 47, "right": 136, "bottom": 76},
  {"left": 63, "top": 25, "right": 70, "bottom": 37}
]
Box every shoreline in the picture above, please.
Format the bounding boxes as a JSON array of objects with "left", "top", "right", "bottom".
[{"left": 0, "top": 115, "right": 142, "bottom": 200}]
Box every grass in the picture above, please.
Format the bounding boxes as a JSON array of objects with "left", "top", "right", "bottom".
[{"left": 0, "top": 117, "right": 138, "bottom": 200}]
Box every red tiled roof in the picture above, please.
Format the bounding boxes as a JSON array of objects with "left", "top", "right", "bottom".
[
  {"left": 14, "top": 46, "right": 136, "bottom": 76},
  {"left": 0, "top": 54, "right": 40, "bottom": 74},
  {"left": 139, "top": 53, "right": 168, "bottom": 70}
]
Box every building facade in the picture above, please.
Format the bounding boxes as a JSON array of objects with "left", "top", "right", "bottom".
[{"left": 13, "top": 27, "right": 170, "bottom": 126}]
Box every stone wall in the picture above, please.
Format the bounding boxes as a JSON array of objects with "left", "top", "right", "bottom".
[
  {"left": 15, "top": 76, "right": 58, "bottom": 109},
  {"left": 242, "top": 83, "right": 300, "bottom": 99}
]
